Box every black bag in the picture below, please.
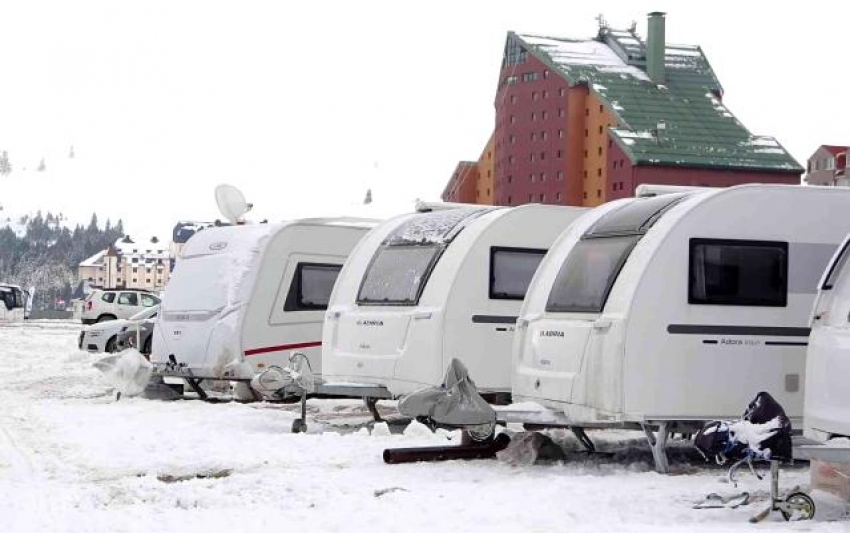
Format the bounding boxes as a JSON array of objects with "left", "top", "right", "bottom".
[
  {"left": 695, "top": 421, "right": 746, "bottom": 463},
  {"left": 742, "top": 391, "right": 793, "bottom": 461}
]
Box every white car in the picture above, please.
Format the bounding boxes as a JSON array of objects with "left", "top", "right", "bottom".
[
  {"left": 81, "top": 289, "right": 160, "bottom": 325},
  {"left": 78, "top": 305, "right": 159, "bottom": 353}
]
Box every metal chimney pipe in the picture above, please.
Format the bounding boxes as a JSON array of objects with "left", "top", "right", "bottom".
[{"left": 646, "top": 12, "right": 666, "bottom": 84}]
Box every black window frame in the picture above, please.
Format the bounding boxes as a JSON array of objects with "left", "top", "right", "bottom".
[
  {"left": 117, "top": 292, "right": 139, "bottom": 306},
  {"left": 489, "top": 246, "right": 547, "bottom": 301},
  {"left": 101, "top": 292, "right": 116, "bottom": 303},
  {"left": 356, "top": 243, "right": 444, "bottom": 307},
  {"left": 688, "top": 238, "right": 788, "bottom": 307},
  {"left": 545, "top": 235, "right": 641, "bottom": 313},
  {"left": 822, "top": 238, "right": 850, "bottom": 291},
  {"left": 284, "top": 262, "right": 343, "bottom": 312}
]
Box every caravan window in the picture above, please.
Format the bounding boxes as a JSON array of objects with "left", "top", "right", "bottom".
[
  {"left": 823, "top": 239, "right": 850, "bottom": 291},
  {"left": 490, "top": 247, "right": 547, "bottom": 300},
  {"left": 546, "top": 236, "right": 639, "bottom": 313},
  {"left": 689, "top": 239, "right": 787, "bottom": 307},
  {"left": 284, "top": 263, "right": 342, "bottom": 311},
  {"left": 357, "top": 245, "right": 441, "bottom": 306},
  {"left": 1, "top": 290, "right": 13, "bottom": 311}
]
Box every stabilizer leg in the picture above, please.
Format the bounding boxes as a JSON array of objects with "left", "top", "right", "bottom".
[
  {"left": 642, "top": 422, "right": 670, "bottom": 474},
  {"left": 365, "top": 397, "right": 382, "bottom": 422},
  {"left": 571, "top": 427, "right": 596, "bottom": 453}
]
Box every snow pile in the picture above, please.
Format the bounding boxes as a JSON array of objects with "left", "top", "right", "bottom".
[
  {"left": 92, "top": 349, "right": 152, "bottom": 398},
  {"left": 728, "top": 417, "right": 782, "bottom": 452}
]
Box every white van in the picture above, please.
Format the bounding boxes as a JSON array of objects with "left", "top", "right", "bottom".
[
  {"left": 0, "top": 283, "right": 31, "bottom": 323},
  {"left": 321, "top": 204, "right": 587, "bottom": 401},
  {"left": 151, "top": 218, "right": 376, "bottom": 394}
]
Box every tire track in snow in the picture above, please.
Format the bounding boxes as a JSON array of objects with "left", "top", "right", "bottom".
[{"left": 0, "top": 413, "right": 59, "bottom": 532}]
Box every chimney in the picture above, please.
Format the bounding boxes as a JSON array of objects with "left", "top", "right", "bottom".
[{"left": 646, "top": 12, "right": 666, "bottom": 85}]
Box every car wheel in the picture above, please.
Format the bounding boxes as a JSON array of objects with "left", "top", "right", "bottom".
[
  {"left": 105, "top": 336, "right": 117, "bottom": 353},
  {"left": 97, "top": 314, "right": 117, "bottom": 323}
]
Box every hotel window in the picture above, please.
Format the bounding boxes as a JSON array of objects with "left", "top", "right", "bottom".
[
  {"left": 599, "top": 105, "right": 603, "bottom": 112},
  {"left": 530, "top": 153, "right": 535, "bottom": 162},
  {"left": 510, "top": 115, "right": 515, "bottom": 124},
  {"left": 541, "top": 131, "right": 548, "bottom": 140},
  {"left": 559, "top": 129, "right": 564, "bottom": 138},
  {"left": 531, "top": 132, "right": 536, "bottom": 141},
  {"left": 508, "top": 196, "right": 512, "bottom": 203},
  {"left": 597, "top": 168, "right": 602, "bottom": 177},
  {"left": 528, "top": 194, "right": 533, "bottom": 202},
  {"left": 541, "top": 172, "right": 547, "bottom": 181},
  {"left": 584, "top": 129, "right": 588, "bottom": 138},
  {"left": 540, "top": 193, "right": 545, "bottom": 202},
  {"left": 543, "top": 70, "right": 549, "bottom": 79},
  {"left": 540, "top": 152, "right": 545, "bottom": 161},
  {"left": 559, "top": 87, "right": 565, "bottom": 96},
  {"left": 597, "top": 189, "right": 601, "bottom": 198},
  {"left": 598, "top": 147, "right": 603, "bottom": 156},
  {"left": 557, "top": 171, "right": 564, "bottom": 181},
  {"left": 507, "top": 175, "right": 513, "bottom": 183},
  {"left": 542, "top": 110, "right": 548, "bottom": 120},
  {"left": 510, "top": 135, "right": 515, "bottom": 144},
  {"left": 598, "top": 126, "right": 603, "bottom": 134},
  {"left": 583, "top": 192, "right": 587, "bottom": 199},
  {"left": 509, "top": 155, "right": 514, "bottom": 164},
  {"left": 531, "top": 112, "right": 536, "bottom": 121},
  {"left": 510, "top": 95, "right": 517, "bottom": 104},
  {"left": 543, "top": 89, "right": 548, "bottom": 98},
  {"left": 559, "top": 108, "right": 565, "bottom": 118},
  {"left": 556, "top": 192, "right": 562, "bottom": 201},
  {"left": 532, "top": 91, "right": 538, "bottom": 101},
  {"left": 583, "top": 150, "right": 588, "bottom": 158},
  {"left": 557, "top": 150, "right": 563, "bottom": 158},
  {"left": 530, "top": 174, "right": 535, "bottom": 182}
]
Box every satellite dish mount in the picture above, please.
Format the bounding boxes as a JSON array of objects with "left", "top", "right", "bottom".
[{"left": 215, "top": 184, "right": 253, "bottom": 224}]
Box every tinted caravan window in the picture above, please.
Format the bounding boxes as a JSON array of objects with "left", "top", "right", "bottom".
[
  {"left": 490, "top": 247, "right": 547, "bottom": 300},
  {"left": 823, "top": 239, "right": 850, "bottom": 291},
  {"left": 546, "top": 236, "right": 639, "bottom": 313},
  {"left": 357, "top": 245, "right": 441, "bottom": 306},
  {"left": 689, "top": 239, "right": 787, "bottom": 306},
  {"left": 285, "top": 263, "right": 342, "bottom": 311}
]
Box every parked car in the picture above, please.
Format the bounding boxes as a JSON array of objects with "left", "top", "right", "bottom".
[
  {"left": 116, "top": 317, "right": 155, "bottom": 355},
  {"left": 81, "top": 289, "right": 160, "bottom": 325},
  {"left": 78, "top": 305, "right": 159, "bottom": 353}
]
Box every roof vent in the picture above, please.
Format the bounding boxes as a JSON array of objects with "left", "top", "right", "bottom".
[{"left": 646, "top": 12, "right": 666, "bottom": 85}]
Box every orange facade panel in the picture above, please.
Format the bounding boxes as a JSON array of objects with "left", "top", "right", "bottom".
[
  {"left": 581, "top": 93, "right": 617, "bottom": 207},
  {"left": 476, "top": 133, "right": 495, "bottom": 205}
]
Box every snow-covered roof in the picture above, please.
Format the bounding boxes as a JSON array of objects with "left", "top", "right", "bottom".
[{"left": 79, "top": 250, "right": 106, "bottom": 267}]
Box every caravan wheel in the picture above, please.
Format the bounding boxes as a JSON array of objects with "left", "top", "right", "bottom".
[{"left": 781, "top": 492, "right": 815, "bottom": 521}]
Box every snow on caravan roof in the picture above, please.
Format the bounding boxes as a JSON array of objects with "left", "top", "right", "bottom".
[
  {"left": 180, "top": 223, "right": 275, "bottom": 259},
  {"left": 386, "top": 207, "right": 496, "bottom": 245}
]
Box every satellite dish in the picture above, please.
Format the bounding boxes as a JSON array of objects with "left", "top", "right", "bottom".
[{"left": 215, "top": 184, "right": 253, "bottom": 224}]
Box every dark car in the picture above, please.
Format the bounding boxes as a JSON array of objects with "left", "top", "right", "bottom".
[{"left": 116, "top": 318, "right": 155, "bottom": 355}]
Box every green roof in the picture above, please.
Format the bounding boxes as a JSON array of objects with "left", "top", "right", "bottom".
[{"left": 513, "top": 29, "right": 802, "bottom": 174}]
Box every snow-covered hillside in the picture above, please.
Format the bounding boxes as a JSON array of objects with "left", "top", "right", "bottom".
[{"left": 0, "top": 322, "right": 847, "bottom": 533}]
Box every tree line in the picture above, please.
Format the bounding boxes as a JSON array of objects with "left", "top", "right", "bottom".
[{"left": 0, "top": 213, "right": 124, "bottom": 310}]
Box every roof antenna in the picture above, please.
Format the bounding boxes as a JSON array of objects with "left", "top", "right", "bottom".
[{"left": 628, "top": 20, "right": 638, "bottom": 34}]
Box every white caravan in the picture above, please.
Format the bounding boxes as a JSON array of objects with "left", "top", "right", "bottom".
[
  {"left": 321, "top": 204, "right": 587, "bottom": 401},
  {"left": 805, "top": 233, "right": 850, "bottom": 441},
  {"left": 151, "top": 218, "right": 376, "bottom": 393},
  {"left": 513, "top": 185, "right": 850, "bottom": 437},
  {"left": 0, "top": 283, "right": 32, "bottom": 323}
]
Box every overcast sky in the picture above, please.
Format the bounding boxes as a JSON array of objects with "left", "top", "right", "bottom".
[{"left": 1, "top": 1, "right": 847, "bottom": 240}]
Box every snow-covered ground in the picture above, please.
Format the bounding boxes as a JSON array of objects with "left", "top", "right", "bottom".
[{"left": 2, "top": 321, "right": 849, "bottom": 532}]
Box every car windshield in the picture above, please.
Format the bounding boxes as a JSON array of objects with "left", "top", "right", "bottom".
[
  {"left": 357, "top": 245, "right": 441, "bottom": 305},
  {"left": 163, "top": 254, "right": 234, "bottom": 311},
  {"left": 823, "top": 238, "right": 850, "bottom": 291},
  {"left": 130, "top": 305, "right": 159, "bottom": 320}
]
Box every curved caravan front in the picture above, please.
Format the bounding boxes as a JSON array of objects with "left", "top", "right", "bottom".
[
  {"left": 805, "top": 234, "right": 850, "bottom": 440},
  {"left": 152, "top": 219, "right": 374, "bottom": 381},
  {"left": 515, "top": 185, "right": 850, "bottom": 425},
  {"left": 322, "top": 205, "right": 587, "bottom": 398}
]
